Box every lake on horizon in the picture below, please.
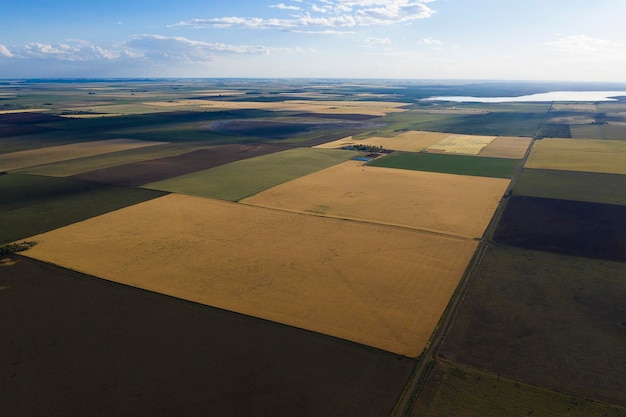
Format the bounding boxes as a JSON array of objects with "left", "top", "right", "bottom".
[{"left": 423, "top": 91, "right": 626, "bottom": 103}]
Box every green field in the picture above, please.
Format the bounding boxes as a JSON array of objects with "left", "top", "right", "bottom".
[
  {"left": 145, "top": 148, "right": 357, "bottom": 201},
  {"left": 412, "top": 362, "right": 626, "bottom": 417},
  {"left": 441, "top": 244, "right": 626, "bottom": 406},
  {"left": 15, "top": 143, "right": 212, "bottom": 177},
  {"left": 0, "top": 173, "right": 167, "bottom": 244},
  {"left": 368, "top": 152, "right": 520, "bottom": 178},
  {"left": 514, "top": 168, "right": 626, "bottom": 205}
]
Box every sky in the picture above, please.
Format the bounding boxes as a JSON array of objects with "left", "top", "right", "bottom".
[{"left": 1, "top": 0, "right": 625, "bottom": 81}]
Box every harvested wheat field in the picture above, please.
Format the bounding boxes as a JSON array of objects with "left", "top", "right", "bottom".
[
  {"left": 20, "top": 193, "right": 478, "bottom": 357},
  {"left": 525, "top": 138, "right": 626, "bottom": 175},
  {"left": 425, "top": 134, "right": 496, "bottom": 155},
  {"left": 242, "top": 161, "right": 509, "bottom": 239},
  {"left": 477, "top": 136, "right": 532, "bottom": 159},
  {"left": 0, "top": 139, "right": 165, "bottom": 171},
  {"left": 314, "top": 131, "right": 448, "bottom": 152},
  {"left": 146, "top": 99, "right": 408, "bottom": 116}
]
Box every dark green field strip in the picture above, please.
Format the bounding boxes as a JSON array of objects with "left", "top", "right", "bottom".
[
  {"left": 0, "top": 173, "right": 167, "bottom": 244},
  {"left": 367, "top": 152, "right": 520, "bottom": 178},
  {"left": 494, "top": 195, "right": 626, "bottom": 262},
  {"left": 412, "top": 362, "right": 626, "bottom": 417},
  {"left": 440, "top": 244, "right": 626, "bottom": 406},
  {"left": 1, "top": 256, "right": 415, "bottom": 417},
  {"left": 515, "top": 168, "right": 626, "bottom": 205}
]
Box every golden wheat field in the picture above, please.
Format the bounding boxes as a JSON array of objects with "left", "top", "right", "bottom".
[
  {"left": 0, "top": 139, "right": 165, "bottom": 171},
  {"left": 20, "top": 193, "right": 478, "bottom": 357},
  {"left": 477, "top": 136, "right": 532, "bottom": 159},
  {"left": 314, "top": 131, "right": 448, "bottom": 152},
  {"left": 145, "top": 99, "right": 408, "bottom": 116},
  {"left": 242, "top": 161, "right": 510, "bottom": 239},
  {"left": 425, "top": 134, "right": 496, "bottom": 155},
  {"left": 525, "top": 138, "right": 626, "bottom": 175}
]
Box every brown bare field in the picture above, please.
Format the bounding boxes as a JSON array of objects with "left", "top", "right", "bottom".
[
  {"left": 60, "top": 113, "right": 123, "bottom": 118},
  {"left": 547, "top": 115, "right": 595, "bottom": 124},
  {"left": 478, "top": 136, "right": 532, "bottom": 159},
  {"left": 20, "top": 193, "right": 478, "bottom": 357},
  {"left": 551, "top": 103, "right": 597, "bottom": 112},
  {"left": 0, "top": 139, "right": 165, "bottom": 171},
  {"left": 0, "top": 108, "right": 50, "bottom": 114},
  {"left": 146, "top": 99, "right": 408, "bottom": 116},
  {"left": 425, "top": 134, "right": 496, "bottom": 155},
  {"left": 314, "top": 131, "right": 449, "bottom": 152},
  {"left": 242, "top": 161, "right": 510, "bottom": 239},
  {"left": 525, "top": 138, "right": 626, "bottom": 174}
]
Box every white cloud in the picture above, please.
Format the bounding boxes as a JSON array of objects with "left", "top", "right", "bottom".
[
  {"left": 0, "top": 45, "right": 14, "bottom": 58},
  {"left": 8, "top": 40, "right": 122, "bottom": 61},
  {"left": 270, "top": 3, "right": 301, "bottom": 10},
  {"left": 547, "top": 35, "right": 613, "bottom": 54},
  {"left": 366, "top": 36, "right": 391, "bottom": 45},
  {"left": 422, "top": 37, "right": 441, "bottom": 45},
  {"left": 293, "top": 29, "right": 356, "bottom": 35},
  {"left": 172, "top": 0, "right": 436, "bottom": 30}
]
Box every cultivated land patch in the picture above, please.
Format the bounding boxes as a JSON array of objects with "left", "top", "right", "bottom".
[
  {"left": 0, "top": 173, "right": 166, "bottom": 244},
  {"left": 493, "top": 195, "right": 626, "bottom": 262},
  {"left": 515, "top": 168, "right": 626, "bottom": 206},
  {"left": 0, "top": 139, "right": 164, "bottom": 171},
  {"left": 14, "top": 143, "right": 213, "bottom": 177},
  {"left": 242, "top": 161, "right": 509, "bottom": 239},
  {"left": 314, "top": 131, "right": 448, "bottom": 152},
  {"left": 570, "top": 124, "right": 626, "bottom": 140},
  {"left": 440, "top": 245, "right": 626, "bottom": 406},
  {"left": 368, "top": 152, "right": 520, "bottom": 178},
  {"left": 146, "top": 99, "right": 409, "bottom": 116},
  {"left": 145, "top": 148, "right": 357, "bottom": 201},
  {"left": 72, "top": 144, "right": 288, "bottom": 187},
  {"left": 1, "top": 256, "right": 415, "bottom": 417},
  {"left": 20, "top": 194, "right": 478, "bottom": 357},
  {"left": 478, "top": 136, "right": 532, "bottom": 159},
  {"left": 425, "top": 134, "right": 495, "bottom": 155},
  {"left": 525, "top": 138, "right": 626, "bottom": 175},
  {"left": 412, "top": 362, "right": 626, "bottom": 417}
]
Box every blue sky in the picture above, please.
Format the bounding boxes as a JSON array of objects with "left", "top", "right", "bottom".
[{"left": 1, "top": 0, "right": 625, "bottom": 81}]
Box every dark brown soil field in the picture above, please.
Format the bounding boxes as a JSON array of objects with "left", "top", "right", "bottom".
[
  {"left": 71, "top": 144, "right": 288, "bottom": 186},
  {"left": 0, "top": 256, "right": 415, "bottom": 417},
  {"left": 494, "top": 195, "right": 626, "bottom": 262},
  {"left": 440, "top": 244, "right": 626, "bottom": 406}
]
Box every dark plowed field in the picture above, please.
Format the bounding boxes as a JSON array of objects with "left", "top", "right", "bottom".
[
  {"left": 0, "top": 256, "right": 414, "bottom": 417},
  {"left": 494, "top": 195, "right": 626, "bottom": 262},
  {"left": 71, "top": 144, "right": 288, "bottom": 187}
]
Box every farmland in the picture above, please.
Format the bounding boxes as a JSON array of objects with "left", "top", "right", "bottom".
[
  {"left": 20, "top": 193, "right": 478, "bottom": 357},
  {"left": 368, "top": 151, "right": 521, "bottom": 178},
  {"left": 3, "top": 78, "right": 626, "bottom": 416},
  {"left": 242, "top": 160, "right": 509, "bottom": 239}
]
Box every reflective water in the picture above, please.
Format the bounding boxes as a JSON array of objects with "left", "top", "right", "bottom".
[{"left": 424, "top": 91, "right": 626, "bottom": 103}]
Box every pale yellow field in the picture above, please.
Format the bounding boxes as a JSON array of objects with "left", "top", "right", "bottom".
[
  {"left": 21, "top": 193, "right": 478, "bottom": 357},
  {"left": 242, "top": 161, "right": 509, "bottom": 239},
  {"left": 552, "top": 103, "right": 597, "bottom": 112},
  {"left": 547, "top": 115, "right": 595, "bottom": 124},
  {"left": 314, "top": 131, "right": 449, "bottom": 152},
  {"left": 478, "top": 136, "right": 532, "bottom": 159},
  {"left": 0, "top": 108, "right": 49, "bottom": 114},
  {"left": 60, "top": 113, "right": 123, "bottom": 118},
  {"left": 425, "top": 134, "right": 496, "bottom": 155},
  {"left": 525, "top": 138, "right": 626, "bottom": 174},
  {"left": 0, "top": 139, "right": 165, "bottom": 171},
  {"left": 145, "top": 99, "right": 409, "bottom": 116}
]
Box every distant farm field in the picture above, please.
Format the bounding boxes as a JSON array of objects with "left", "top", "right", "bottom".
[
  {"left": 315, "top": 131, "right": 448, "bottom": 152},
  {"left": 412, "top": 362, "right": 626, "bottom": 417},
  {"left": 425, "top": 134, "right": 495, "bottom": 155},
  {"left": 477, "top": 136, "right": 532, "bottom": 159},
  {"left": 242, "top": 161, "right": 509, "bottom": 239},
  {"left": 441, "top": 245, "right": 626, "bottom": 406},
  {"left": 368, "top": 152, "right": 520, "bottom": 178},
  {"left": 0, "top": 173, "right": 166, "bottom": 244},
  {"left": 515, "top": 168, "right": 626, "bottom": 205},
  {"left": 494, "top": 195, "right": 626, "bottom": 262},
  {"left": 570, "top": 124, "right": 626, "bottom": 140},
  {"left": 72, "top": 144, "right": 288, "bottom": 187},
  {"left": 145, "top": 148, "right": 357, "bottom": 201},
  {"left": 20, "top": 194, "right": 478, "bottom": 357},
  {"left": 525, "top": 138, "right": 626, "bottom": 174},
  {"left": 0, "top": 139, "right": 164, "bottom": 171}
]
